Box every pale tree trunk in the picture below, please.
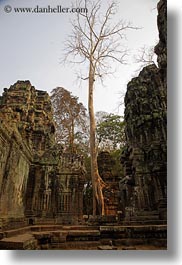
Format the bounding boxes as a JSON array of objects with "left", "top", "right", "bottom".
[
  {"left": 88, "top": 60, "right": 105, "bottom": 216},
  {"left": 62, "top": 0, "right": 135, "bottom": 216}
]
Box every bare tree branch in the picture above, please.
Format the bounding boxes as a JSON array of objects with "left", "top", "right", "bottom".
[
  {"left": 64, "top": 0, "right": 138, "bottom": 79},
  {"left": 134, "top": 45, "right": 158, "bottom": 73}
]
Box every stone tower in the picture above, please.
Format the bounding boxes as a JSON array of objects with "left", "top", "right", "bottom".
[
  {"left": 121, "top": 0, "right": 167, "bottom": 221},
  {"left": 0, "top": 81, "right": 85, "bottom": 228}
]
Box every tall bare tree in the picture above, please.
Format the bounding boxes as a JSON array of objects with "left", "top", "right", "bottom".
[{"left": 63, "top": 0, "right": 136, "bottom": 216}]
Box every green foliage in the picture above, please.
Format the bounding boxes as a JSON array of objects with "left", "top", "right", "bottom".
[
  {"left": 110, "top": 149, "right": 124, "bottom": 177},
  {"left": 96, "top": 113, "right": 125, "bottom": 151},
  {"left": 84, "top": 155, "right": 92, "bottom": 181},
  {"left": 74, "top": 131, "right": 90, "bottom": 157}
]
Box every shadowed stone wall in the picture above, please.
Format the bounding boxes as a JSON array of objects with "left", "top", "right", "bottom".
[
  {"left": 0, "top": 122, "right": 32, "bottom": 219},
  {"left": 121, "top": 0, "right": 167, "bottom": 220}
]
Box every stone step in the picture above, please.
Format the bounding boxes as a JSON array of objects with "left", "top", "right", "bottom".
[
  {"left": 97, "top": 245, "right": 118, "bottom": 250},
  {"left": 0, "top": 224, "right": 167, "bottom": 249},
  {"left": 2, "top": 226, "right": 31, "bottom": 238},
  {"left": 0, "top": 233, "right": 37, "bottom": 250},
  {"left": 50, "top": 240, "right": 100, "bottom": 250},
  {"left": 31, "top": 225, "right": 63, "bottom": 232},
  {"left": 31, "top": 224, "right": 100, "bottom": 232},
  {"left": 67, "top": 229, "right": 100, "bottom": 237},
  {"left": 130, "top": 215, "right": 159, "bottom": 221},
  {"left": 119, "top": 220, "right": 167, "bottom": 225},
  {"left": 32, "top": 231, "right": 67, "bottom": 242},
  {"left": 99, "top": 225, "right": 167, "bottom": 242},
  {"left": 113, "top": 238, "right": 167, "bottom": 248},
  {"left": 66, "top": 229, "right": 100, "bottom": 241},
  {"left": 62, "top": 225, "right": 99, "bottom": 230}
]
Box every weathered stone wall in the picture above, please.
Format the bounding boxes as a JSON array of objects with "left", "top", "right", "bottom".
[
  {"left": 121, "top": 0, "right": 167, "bottom": 220},
  {"left": 0, "top": 122, "right": 31, "bottom": 219},
  {"left": 0, "top": 81, "right": 86, "bottom": 227},
  {"left": 155, "top": 0, "right": 167, "bottom": 80},
  {"left": 97, "top": 151, "right": 120, "bottom": 216},
  {"left": 25, "top": 150, "right": 85, "bottom": 224},
  {"left": 0, "top": 81, "right": 55, "bottom": 156},
  {"left": 0, "top": 125, "right": 11, "bottom": 190}
]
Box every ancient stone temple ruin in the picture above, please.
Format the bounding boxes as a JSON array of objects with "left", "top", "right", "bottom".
[
  {"left": 0, "top": 0, "right": 167, "bottom": 250},
  {"left": 121, "top": 0, "right": 167, "bottom": 222},
  {"left": 0, "top": 80, "right": 85, "bottom": 228}
]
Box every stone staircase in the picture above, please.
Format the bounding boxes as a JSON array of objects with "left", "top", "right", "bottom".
[{"left": 0, "top": 223, "right": 167, "bottom": 250}]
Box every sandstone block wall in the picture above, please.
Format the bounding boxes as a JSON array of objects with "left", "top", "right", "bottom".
[
  {"left": 0, "top": 123, "right": 31, "bottom": 218},
  {"left": 0, "top": 81, "right": 85, "bottom": 227},
  {"left": 121, "top": 0, "right": 167, "bottom": 219}
]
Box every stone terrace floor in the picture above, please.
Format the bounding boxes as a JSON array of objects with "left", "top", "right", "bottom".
[{"left": 0, "top": 224, "right": 167, "bottom": 250}]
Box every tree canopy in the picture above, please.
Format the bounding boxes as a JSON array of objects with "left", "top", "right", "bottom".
[
  {"left": 96, "top": 113, "right": 125, "bottom": 151},
  {"left": 51, "top": 87, "right": 87, "bottom": 152}
]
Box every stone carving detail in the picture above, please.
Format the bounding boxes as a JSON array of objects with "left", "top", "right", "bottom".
[
  {"left": 0, "top": 81, "right": 86, "bottom": 227},
  {"left": 121, "top": 0, "right": 167, "bottom": 220}
]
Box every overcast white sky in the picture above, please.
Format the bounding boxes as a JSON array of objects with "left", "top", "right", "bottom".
[{"left": 0, "top": 0, "right": 159, "bottom": 115}]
